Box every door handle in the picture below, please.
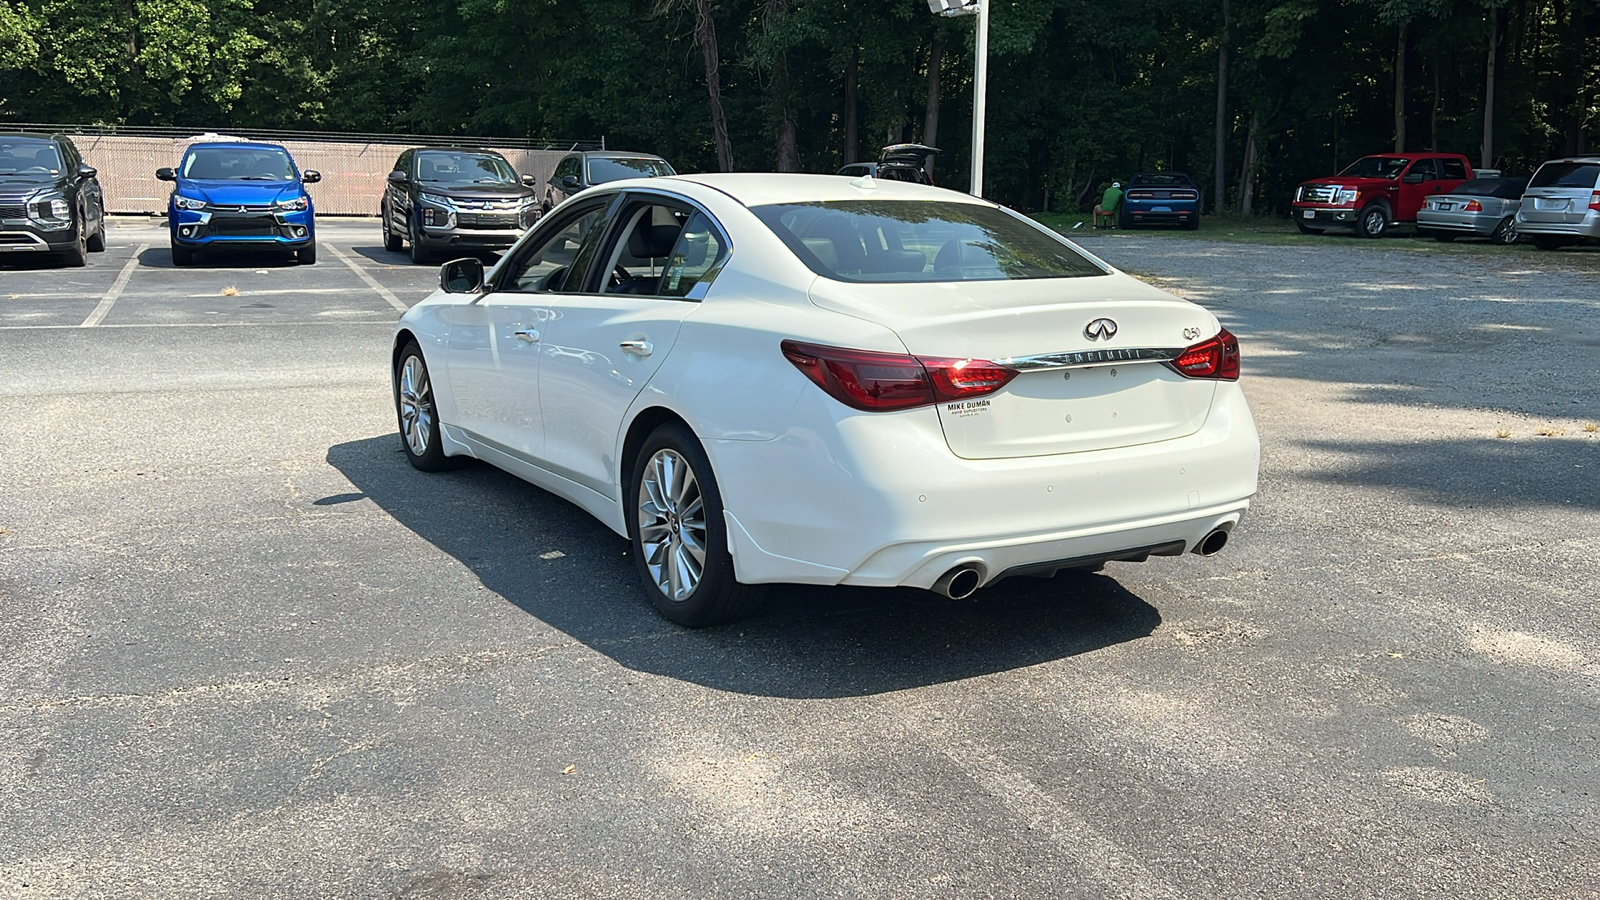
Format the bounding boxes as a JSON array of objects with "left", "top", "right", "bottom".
[
  {"left": 513, "top": 328, "right": 540, "bottom": 343},
  {"left": 619, "top": 339, "right": 653, "bottom": 357}
]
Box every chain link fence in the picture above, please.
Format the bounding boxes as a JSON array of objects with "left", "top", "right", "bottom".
[{"left": 5, "top": 125, "right": 598, "bottom": 216}]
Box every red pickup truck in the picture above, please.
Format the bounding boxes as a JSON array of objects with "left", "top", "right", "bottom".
[{"left": 1291, "top": 152, "right": 1473, "bottom": 238}]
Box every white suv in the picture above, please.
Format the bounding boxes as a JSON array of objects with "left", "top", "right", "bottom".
[{"left": 1516, "top": 156, "right": 1600, "bottom": 250}]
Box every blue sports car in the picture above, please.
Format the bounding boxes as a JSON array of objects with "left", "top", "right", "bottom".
[
  {"left": 1120, "top": 171, "right": 1200, "bottom": 230},
  {"left": 157, "top": 141, "right": 321, "bottom": 266}
]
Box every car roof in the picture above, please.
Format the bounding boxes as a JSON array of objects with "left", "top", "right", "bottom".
[
  {"left": 652, "top": 173, "right": 988, "bottom": 207},
  {"left": 184, "top": 141, "right": 291, "bottom": 152},
  {"left": 0, "top": 132, "right": 61, "bottom": 141},
  {"left": 412, "top": 146, "right": 505, "bottom": 156},
  {"left": 1538, "top": 156, "right": 1600, "bottom": 164},
  {"left": 581, "top": 151, "right": 668, "bottom": 160}
]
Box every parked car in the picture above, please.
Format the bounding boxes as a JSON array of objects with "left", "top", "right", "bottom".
[
  {"left": 391, "top": 174, "right": 1259, "bottom": 627},
  {"left": 157, "top": 141, "right": 320, "bottom": 266},
  {"left": 1291, "top": 152, "right": 1472, "bottom": 238},
  {"left": 1119, "top": 172, "right": 1200, "bottom": 229},
  {"left": 836, "top": 144, "right": 939, "bottom": 184},
  {"left": 1514, "top": 156, "right": 1600, "bottom": 250},
  {"left": 382, "top": 147, "right": 539, "bottom": 265},
  {"left": 0, "top": 132, "right": 106, "bottom": 267},
  {"left": 1416, "top": 176, "right": 1527, "bottom": 244},
  {"left": 542, "top": 151, "right": 675, "bottom": 215}
]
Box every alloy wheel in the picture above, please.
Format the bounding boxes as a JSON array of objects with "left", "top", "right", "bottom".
[
  {"left": 637, "top": 448, "right": 708, "bottom": 602},
  {"left": 398, "top": 355, "right": 433, "bottom": 456}
]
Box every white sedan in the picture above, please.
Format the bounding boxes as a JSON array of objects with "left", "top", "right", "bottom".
[{"left": 391, "top": 174, "right": 1260, "bottom": 626}]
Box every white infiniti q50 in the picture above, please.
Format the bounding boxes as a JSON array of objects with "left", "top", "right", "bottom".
[{"left": 392, "top": 174, "right": 1259, "bottom": 626}]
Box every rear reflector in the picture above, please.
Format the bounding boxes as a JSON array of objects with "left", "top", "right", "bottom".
[
  {"left": 781, "top": 340, "right": 1018, "bottom": 411},
  {"left": 1166, "top": 327, "right": 1240, "bottom": 380}
]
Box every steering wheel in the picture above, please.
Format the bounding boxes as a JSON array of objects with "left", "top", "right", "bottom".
[
  {"left": 530, "top": 265, "right": 568, "bottom": 292},
  {"left": 608, "top": 264, "right": 634, "bottom": 290}
]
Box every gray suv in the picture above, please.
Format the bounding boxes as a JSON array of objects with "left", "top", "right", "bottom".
[
  {"left": 542, "top": 151, "right": 675, "bottom": 215},
  {"left": 1515, "top": 156, "right": 1600, "bottom": 250},
  {"left": 382, "top": 147, "right": 540, "bottom": 264}
]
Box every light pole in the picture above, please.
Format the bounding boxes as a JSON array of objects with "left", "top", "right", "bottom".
[{"left": 927, "top": 0, "right": 987, "bottom": 198}]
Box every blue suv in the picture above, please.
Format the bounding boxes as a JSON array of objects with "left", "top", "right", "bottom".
[{"left": 156, "top": 141, "right": 320, "bottom": 266}]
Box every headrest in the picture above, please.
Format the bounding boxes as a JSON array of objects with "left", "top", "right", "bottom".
[{"left": 629, "top": 223, "right": 680, "bottom": 259}]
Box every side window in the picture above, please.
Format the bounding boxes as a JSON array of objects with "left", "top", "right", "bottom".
[
  {"left": 1440, "top": 158, "right": 1468, "bottom": 180},
  {"left": 1408, "top": 158, "right": 1439, "bottom": 181},
  {"left": 396, "top": 151, "right": 411, "bottom": 177},
  {"left": 501, "top": 202, "right": 607, "bottom": 292},
  {"left": 555, "top": 157, "right": 578, "bottom": 181},
  {"left": 659, "top": 212, "right": 728, "bottom": 299},
  {"left": 599, "top": 201, "right": 691, "bottom": 296}
]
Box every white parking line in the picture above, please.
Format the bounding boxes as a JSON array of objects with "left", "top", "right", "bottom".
[
  {"left": 80, "top": 243, "right": 150, "bottom": 327},
  {"left": 328, "top": 243, "right": 408, "bottom": 312}
]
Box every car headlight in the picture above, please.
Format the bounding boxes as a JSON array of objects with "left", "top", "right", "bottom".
[
  {"left": 419, "top": 192, "right": 453, "bottom": 208},
  {"left": 1337, "top": 188, "right": 1358, "bottom": 205},
  {"left": 277, "top": 196, "right": 308, "bottom": 211},
  {"left": 174, "top": 195, "right": 208, "bottom": 211},
  {"left": 26, "top": 191, "right": 69, "bottom": 221}
]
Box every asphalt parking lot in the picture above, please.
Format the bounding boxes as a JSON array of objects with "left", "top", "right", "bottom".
[{"left": 2, "top": 217, "right": 1597, "bottom": 898}]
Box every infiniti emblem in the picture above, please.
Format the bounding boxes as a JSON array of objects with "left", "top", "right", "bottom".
[{"left": 1084, "top": 318, "right": 1118, "bottom": 341}]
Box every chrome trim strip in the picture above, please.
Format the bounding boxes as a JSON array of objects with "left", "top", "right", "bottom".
[
  {"left": 0, "top": 231, "right": 51, "bottom": 250},
  {"left": 998, "top": 347, "right": 1184, "bottom": 370}
]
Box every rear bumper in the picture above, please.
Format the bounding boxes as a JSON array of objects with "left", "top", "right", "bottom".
[
  {"left": 1416, "top": 209, "right": 1500, "bottom": 235},
  {"left": 1514, "top": 212, "right": 1600, "bottom": 238},
  {"left": 710, "top": 382, "right": 1260, "bottom": 590},
  {"left": 1123, "top": 203, "right": 1198, "bottom": 225}
]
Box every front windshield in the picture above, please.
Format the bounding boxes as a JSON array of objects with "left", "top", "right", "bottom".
[
  {"left": 587, "top": 157, "right": 675, "bottom": 184},
  {"left": 182, "top": 147, "right": 297, "bottom": 181},
  {"left": 1338, "top": 156, "right": 1409, "bottom": 179},
  {"left": 0, "top": 140, "right": 64, "bottom": 176},
  {"left": 416, "top": 151, "right": 517, "bottom": 185},
  {"left": 752, "top": 200, "right": 1109, "bottom": 283}
]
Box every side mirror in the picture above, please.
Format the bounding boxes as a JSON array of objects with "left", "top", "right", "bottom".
[
  {"left": 440, "top": 257, "right": 485, "bottom": 294},
  {"left": 388, "top": 170, "right": 408, "bottom": 185},
  {"left": 78, "top": 164, "right": 98, "bottom": 179},
  {"left": 521, "top": 173, "right": 537, "bottom": 186},
  {"left": 156, "top": 167, "right": 176, "bottom": 181},
  {"left": 561, "top": 174, "right": 580, "bottom": 191},
  {"left": 1401, "top": 172, "right": 1424, "bottom": 184},
  {"left": 301, "top": 170, "right": 322, "bottom": 184}
]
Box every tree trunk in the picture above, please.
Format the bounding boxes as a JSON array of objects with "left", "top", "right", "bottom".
[
  {"left": 763, "top": 0, "right": 800, "bottom": 172},
  {"left": 694, "top": 0, "right": 734, "bottom": 171},
  {"left": 1393, "top": 23, "right": 1408, "bottom": 152},
  {"left": 1429, "top": 65, "right": 1440, "bottom": 151},
  {"left": 1237, "top": 110, "right": 1259, "bottom": 216},
  {"left": 842, "top": 48, "right": 859, "bottom": 165},
  {"left": 1481, "top": 8, "right": 1498, "bottom": 169},
  {"left": 923, "top": 38, "right": 943, "bottom": 180},
  {"left": 1212, "top": 0, "right": 1230, "bottom": 216}
]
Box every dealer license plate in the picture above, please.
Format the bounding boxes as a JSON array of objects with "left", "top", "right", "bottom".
[{"left": 1302, "top": 210, "right": 1315, "bottom": 219}]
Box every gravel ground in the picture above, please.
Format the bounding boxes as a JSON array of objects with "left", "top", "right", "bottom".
[{"left": 1, "top": 219, "right": 1597, "bottom": 899}]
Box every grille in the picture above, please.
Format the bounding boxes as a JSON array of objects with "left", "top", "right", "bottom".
[
  {"left": 1299, "top": 184, "right": 1339, "bottom": 204},
  {"left": 208, "top": 216, "right": 278, "bottom": 236},
  {"left": 0, "top": 204, "right": 26, "bottom": 219},
  {"left": 456, "top": 212, "right": 520, "bottom": 229}
]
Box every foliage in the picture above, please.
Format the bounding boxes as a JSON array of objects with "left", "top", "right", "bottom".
[{"left": 2, "top": 0, "right": 1596, "bottom": 213}]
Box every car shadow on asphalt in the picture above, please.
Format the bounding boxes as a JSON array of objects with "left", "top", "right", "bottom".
[
  {"left": 135, "top": 246, "right": 302, "bottom": 269},
  {"left": 349, "top": 245, "right": 503, "bottom": 267},
  {"left": 327, "top": 435, "right": 1163, "bottom": 699}
]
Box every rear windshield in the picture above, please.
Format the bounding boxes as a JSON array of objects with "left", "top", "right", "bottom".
[
  {"left": 182, "top": 147, "right": 296, "bottom": 181},
  {"left": 1529, "top": 162, "right": 1600, "bottom": 189},
  {"left": 1129, "top": 174, "right": 1193, "bottom": 187},
  {"left": 416, "top": 151, "right": 517, "bottom": 185},
  {"left": 0, "top": 139, "right": 63, "bottom": 175},
  {"left": 1339, "top": 156, "right": 1409, "bottom": 179},
  {"left": 1453, "top": 178, "right": 1528, "bottom": 198},
  {"left": 587, "top": 157, "right": 675, "bottom": 183},
  {"left": 752, "top": 200, "right": 1108, "bottom": 283}
]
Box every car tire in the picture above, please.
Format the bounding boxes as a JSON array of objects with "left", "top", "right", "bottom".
[
  {"left": 61, "top": 225, "right": 88, "bottom": 267},
  {"left": 395, "top": 341, "right": 452, "bottom": 472},
  {"left": 1490, "top": 216, "right": 1517, "bottom": 246},
  {"left": 171, "top": 243, "right": 195, "bottom": 267},
  {"left": 409, "top": 221, "right": 432, "bottom": 266},
  {"left": 627, "top": 423, "right": 765, "bottom": 628},
  {"left": 1294, "top": 220, "right": 1324, "bottom": 235},
  {"left": 1184, "top": 215, "right": 1200, "bottom": 231},
  {"left": 1355, "top": 205, "right": 1389, "bottom": 238},
  {"left": 382, "top": 207, "right": 403, "bottom": 252},
  {"left": 86, "top": 207, "right": 107, "bottom": 252},
  {"left": 1531, "top": 235, "right": 1570, "bottom": 251},
  {"left": 1117, "top": 207, "right": 1131, "bottom": 230},
  {"left": 1430, "top": 231, "right": 1456, "bottom": 243},
  {"left": 297, "top": 241, "right": 316, "bottom": 265}
]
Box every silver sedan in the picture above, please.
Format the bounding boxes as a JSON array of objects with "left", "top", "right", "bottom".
[{"left": 1417, "top": 176, "right": 1527, "bottom": 244}]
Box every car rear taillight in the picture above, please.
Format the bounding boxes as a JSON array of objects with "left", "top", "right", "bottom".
[
  {"left": 1127, "top": 190, "right": 1155, "bottom": 199},
  {"left": 1166, "top": 327, "right": 1240, "bottom": 381},
  {"left": 781, "top": 340, "right": 1018, "bottom": 412},
  {"left": 1590, "top": 191, "right": 1600, "bottom": 212},
  {"left": 1463, "top": 199, "right": 1483, "bottom": 212}
]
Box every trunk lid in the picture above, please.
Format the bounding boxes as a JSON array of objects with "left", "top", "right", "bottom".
[{"left": 807, "top": 273, "right": 1221, "bottom": 459}]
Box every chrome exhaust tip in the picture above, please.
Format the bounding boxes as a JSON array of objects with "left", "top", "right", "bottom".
[
  {"left": 1193, "top": 528, "right": 1230, "bottom": 556},
  {"left": 932, "top": 565, "right": 983, "bottom": 600}
]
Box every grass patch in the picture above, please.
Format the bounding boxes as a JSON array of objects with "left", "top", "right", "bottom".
[
  {"left": 1535, "top": 426, "right": 1564, "bottom": 437},
  {"left": 221, "top": 285, "right": 240, "bottom": 297},
  {"left": 1495, "top": 429, "right": 1513, "bottom": 439}
]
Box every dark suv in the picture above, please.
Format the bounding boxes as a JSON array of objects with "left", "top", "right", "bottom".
[
  {"left": 382, "top": 147, "right": 540, "bottom": 264},
  {"left": 0, "top": 133, "right": 106, "bottom": 267},
  {"left": 542, "top": 151, "right": 675, "bottom": 215}
]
